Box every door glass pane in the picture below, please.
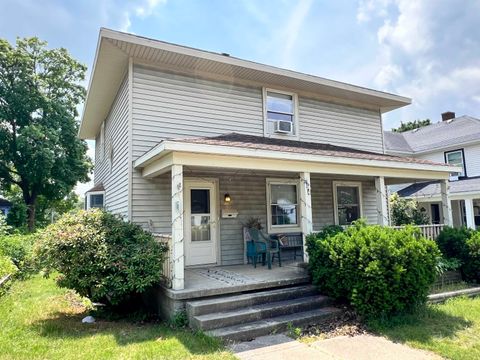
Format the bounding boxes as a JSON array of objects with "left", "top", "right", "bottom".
[
  {"left": 337, "top": 205, "right": 359, "bottom": 225},
  {"left": 191, "top": 189, "right": 210, "bottom": 214},
  {"left": 191, "top": 215, "right": 211, "bottom": 241}
]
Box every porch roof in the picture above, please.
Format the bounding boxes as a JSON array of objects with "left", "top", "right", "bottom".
[
  {"left": 134, "top": 133, "right": 459, "bottom": 182},
  {"left": 398, "top": 177, "right": 480, "bottom": 200}
]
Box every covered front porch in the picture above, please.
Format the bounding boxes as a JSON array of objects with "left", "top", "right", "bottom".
[{"left": 134, "top": 134, "right": 458, "bottom": 292}]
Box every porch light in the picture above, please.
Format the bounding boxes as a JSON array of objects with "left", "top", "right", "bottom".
[{"left": 224, "top": 193, "right": 232, "bottom": 203}]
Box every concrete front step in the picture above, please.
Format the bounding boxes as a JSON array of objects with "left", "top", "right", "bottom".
[
  {"left": 191, "top": 294, "right": 333, "bottom": 330},
  {"left": 186, "top": 284, "right": 318, "bottom": 317},
  {"left": 207, "top": 306, "right": 342, "bottom": 342}
]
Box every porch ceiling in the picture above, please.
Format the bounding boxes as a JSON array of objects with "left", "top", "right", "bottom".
[{"left": 133, "top": 134, "right": 458, "bottom": 182}]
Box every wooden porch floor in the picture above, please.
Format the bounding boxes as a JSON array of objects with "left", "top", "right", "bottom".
[{"left": 166, "top": 261, "right": 310, "bottom": 300}]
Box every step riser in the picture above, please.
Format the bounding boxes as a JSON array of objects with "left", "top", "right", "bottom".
[
  {"left": 187, "top": 286, "right": 318, "bottom": 317},
  {"left": 192, "top": 296, "right": 333, "bottom": 330},
  {"left": 209, "top": 308, "right": 341, "bottom": 342}
]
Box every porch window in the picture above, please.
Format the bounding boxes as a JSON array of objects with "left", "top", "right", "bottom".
[
  {"left": 333, "top": 181, "right": 362, "bottom": 225},
  {"left": 445, "top": 149, "right": 465, "bottom": 178},
  {"left": 267, "top": 179, "right": 300, "bottom": 232}
]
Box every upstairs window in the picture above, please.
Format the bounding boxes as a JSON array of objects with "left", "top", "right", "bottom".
[
  {"left": 264, "top": 89, "right": 298, "bottom": 137},
  {"left": 445, "top": 149, "right": 465, "bottom": 178}
]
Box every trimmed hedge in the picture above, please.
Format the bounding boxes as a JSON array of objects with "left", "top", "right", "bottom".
[
  {"left": 35, "top": 209, "right": 168, "bottom": 307},
  {"left": 436, "top": 226, "right": 480, "bottom": 283},
  {"left": 307, "top": 221, "right": 440, "bottom": 318}
]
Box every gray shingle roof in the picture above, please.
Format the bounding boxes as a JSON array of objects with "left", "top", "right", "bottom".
[
  {"left": 171, "top": 133, "right": 449, "bottom": 166},
  {"left": 384, "top": 116, "right": 480, "bottom": 153},
  {"left": 398, "top": 177, "right": 480, "bottom": 198}
]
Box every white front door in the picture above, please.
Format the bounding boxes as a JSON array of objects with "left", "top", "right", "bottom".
[{"left": 184, "top": 179, "right": 218, "bottom": 266}]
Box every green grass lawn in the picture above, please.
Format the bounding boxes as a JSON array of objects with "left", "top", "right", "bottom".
[
  {"left": 0, "top": 276, "right": 235, "bottom": 360},
  {"left": 369, "top": 297, "right": 480, "bottom": 360}
]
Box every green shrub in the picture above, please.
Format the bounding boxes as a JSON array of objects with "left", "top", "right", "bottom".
[
  {"left": 436, "top": 226, "right": 472, "bottom": 260},
  {"left": 463, "top": 232, "right": 480, "bottom": 282},
  {"left": 0, "top": 255, "right": 17, "bottom": 278},
  {"left": 307, "top": 221, "right": 440, "bottom": 318},
  {"left": 0, "top": 233, "right": 36, "bottom": 278},
  {"left": 35, "top": 209, "right": 168, "bottom": 307}
]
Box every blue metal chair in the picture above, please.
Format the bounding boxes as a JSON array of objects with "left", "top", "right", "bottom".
[{"left": 247, "top": 228, "right": 281, "bottom": 269}]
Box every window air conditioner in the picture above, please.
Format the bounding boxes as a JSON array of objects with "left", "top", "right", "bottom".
[{"left": 274, "top": 120, "right": 293, "bottom": 134}]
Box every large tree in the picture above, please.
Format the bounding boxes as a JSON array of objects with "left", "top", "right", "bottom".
[
  {"left": 0, "top": 37, "right": 92, "bottom": 231},
  {"left": 392, "top": 119, "right": 431, "bottom": 133}
]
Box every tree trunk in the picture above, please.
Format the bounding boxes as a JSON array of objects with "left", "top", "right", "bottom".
[
  {"left": 26, "top": 200, "right": 36, "bottom": 232},
  {"left": 21, "top": 188, "right": 37, "bottom": 232}
]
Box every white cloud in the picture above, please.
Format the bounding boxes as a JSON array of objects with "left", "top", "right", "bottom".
[
  {"left": 356, "top": 0, "right": 480, "bottom": 127},
  {"left": 374, "top": 63, "right": 403, "bottom": 88},
  {"left": 356, "top": 0, "right": 392, "bottom": 23}
]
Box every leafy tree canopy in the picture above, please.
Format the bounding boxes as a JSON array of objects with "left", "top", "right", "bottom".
[
  {"left": 392, "top": 119, "right": 431, "bottom": 133},
  {"left": 0, "top": 37, "right": 92, "bottom": 230},
  {"left": 390, "top": 193, "right": 429, "bottom": 226}
]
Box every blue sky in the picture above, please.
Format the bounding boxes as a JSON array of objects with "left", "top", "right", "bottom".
[{"left": 1, "top": 0, "right": 479, "bottom": 194}]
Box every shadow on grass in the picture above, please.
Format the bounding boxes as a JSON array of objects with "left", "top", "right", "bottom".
[
  {"left": 367, "top": 305, "right": 473, "bottom": 345},
  {"left": 31, "top": 311, "right": 223, "bottom": 355}
]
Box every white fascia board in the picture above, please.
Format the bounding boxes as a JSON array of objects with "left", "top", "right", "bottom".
[
  {"left": 410, "top": 139, "right": 480, "bottom": 156},
  {"left": 79, "top": 32, "right": 104, "bottom": 138},
  {"left": 134, "top": 140, "right": 459, "bottom": 174},
  {"left": 407, "top": 190, "right": 480, "bottom": 202},
  {"left": 100, "top": 28, "right": 411, "bottom": 107}
]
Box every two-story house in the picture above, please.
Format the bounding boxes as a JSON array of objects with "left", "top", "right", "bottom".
[
  {"left": 385, "top": 112, "right": 480, "bottom": 230},
  {"left": 79, "top": 29, "right": 455, "bottom": 331}
]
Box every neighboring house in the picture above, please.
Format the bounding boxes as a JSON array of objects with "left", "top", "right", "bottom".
[
  {"left": 0, "top": 197, "right": 12, "bottom": 217},
  {"left": 79, "top": 29, "right": 455, "bottom": 325},
  {"left": 385, "top": 112, "right": 480, "bottom": 229}
]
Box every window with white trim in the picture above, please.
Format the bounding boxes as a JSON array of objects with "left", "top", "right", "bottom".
[
  {"left": 445, "top": 149, "right": 465, "bottom": 177},
  {"left": 266, "top": 179, "right": 300, "bottom": 232},
  {"left": 264, "top": 89, "right": 298, "bottom": 138},
  {"left": 86, "top": 191, "right": 105, "bottom": 209},
  {"left": 333, "top": 182, "right": 362, "bottom": 225}
]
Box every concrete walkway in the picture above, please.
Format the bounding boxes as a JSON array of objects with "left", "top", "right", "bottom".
[{"left": 230, "top": 334, "right": 442, "bottom": 360}]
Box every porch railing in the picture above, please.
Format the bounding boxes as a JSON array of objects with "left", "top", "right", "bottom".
[
  {"left": 153, "top": 233, "right": 173, "bottom": 288},
  {"left": 390, "top": 224, "right": 445, "bottom": 240}
]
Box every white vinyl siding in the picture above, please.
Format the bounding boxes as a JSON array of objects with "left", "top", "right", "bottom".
[
  {"left": 131, "top": 64, "right": 385, "bottom": 156},
  {"left": 93, "top": 76, "right": 129, "bottom": 217},
  {"left": 417, "top": 144, "right": 480, "bottom": 178},
  {"left": 311, "top": 175, "right": 377, "bottom": 230},
  {"left": 131, "top": 65, "right": 264, "bottom": 159},
  {"left": 464, "top": 144, "right": 480, "bottom": 177},
  {"left": 299, "top": 98, "right": 383, "bottom": 153}
]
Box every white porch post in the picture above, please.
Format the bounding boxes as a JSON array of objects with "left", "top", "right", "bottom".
[
  {"left": 440, "top": 180, "right": 453, "bottom": 226},
  {"left": 375, "top": 176, "right": 389, "bottom": 226},
  {"left": 464, "top": 198, "right": 476, "bottom": 229},
  {"left": 300, "top": 172, "right": 313, "bottom": 263},
  {"left": 171, "top": 164, "right": 184, "bottom": 290}
]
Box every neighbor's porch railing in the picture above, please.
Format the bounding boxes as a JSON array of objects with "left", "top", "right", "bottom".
[
  {"left": 390, "top": 224, "right": 445, "bottom": 240},
  {"left": 153, "top": 233, "right": 173, "bottom": 288}
]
